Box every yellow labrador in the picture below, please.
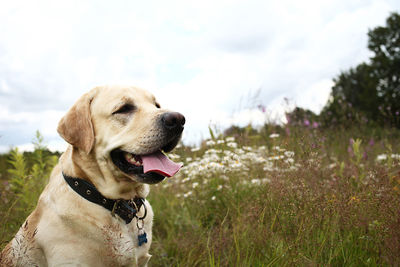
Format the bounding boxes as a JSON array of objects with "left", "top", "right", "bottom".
[{"left": 1, "top": 85, "right": 185, "bottom": 266}]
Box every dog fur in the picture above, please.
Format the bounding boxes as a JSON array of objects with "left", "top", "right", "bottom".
[{"left": 1, "top": 85, "right": 184, "bottom": 266}]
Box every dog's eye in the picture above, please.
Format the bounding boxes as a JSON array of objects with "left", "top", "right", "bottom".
[
  {"left": 155, "top": 103, "right": 161, "bottom": 109},
  {"left": 113, "top": 104, "right": 135, "bottom": 115}
]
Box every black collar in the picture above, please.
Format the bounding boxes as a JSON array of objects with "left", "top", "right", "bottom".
[{"left": 63, "top": 173, "right": 146, "bottom": 224}]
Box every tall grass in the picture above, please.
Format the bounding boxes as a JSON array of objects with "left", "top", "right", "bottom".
[
  {"left": 149, "top": 125, "right": 400, "bottom": 266},
  {"left": 1, "top": 126, "right": 399, "bottom": 266}
]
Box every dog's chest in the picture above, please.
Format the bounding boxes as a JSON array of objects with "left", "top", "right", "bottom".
[
  {"left": 98, "top": 209, "right": 153, "bottom": 266},
  {"left": 101, "top": 222, "right": 137, "bottom": 264}
]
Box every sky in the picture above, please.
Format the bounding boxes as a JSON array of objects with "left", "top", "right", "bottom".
[{"left": 0, "top": 0, "right": 399, "bottom": 153}]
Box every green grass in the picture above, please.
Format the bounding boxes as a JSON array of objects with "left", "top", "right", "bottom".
[{"left": 1, "top": 126, "right": 400, "bottom": 266}]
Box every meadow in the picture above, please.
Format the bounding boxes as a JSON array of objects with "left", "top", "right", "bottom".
[{"left": 1, "top": 124, "right": 400, "bottom": 266}]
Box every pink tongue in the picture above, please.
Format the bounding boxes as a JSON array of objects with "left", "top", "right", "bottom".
[{"left": 141, "top": 151, "right": 182, "bottom": 177}]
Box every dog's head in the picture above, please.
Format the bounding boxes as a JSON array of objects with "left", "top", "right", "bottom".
[{"left": 57, "top": 85, "right": 185, "bottom": 185}]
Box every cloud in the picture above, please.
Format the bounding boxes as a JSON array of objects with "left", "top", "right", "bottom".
[
  {"left": 0, "top": 105, "right": 64, "bottom": 150},
  {"left": 0, "top": 0, "right": 399, "bottom": 151}
]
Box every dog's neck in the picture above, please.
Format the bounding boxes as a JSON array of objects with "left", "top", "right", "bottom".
[{"left": 60, "top": 146, "right": 149, "bottom": 200}]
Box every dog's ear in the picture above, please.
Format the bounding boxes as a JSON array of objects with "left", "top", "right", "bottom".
[{"left": 57, "top": 92, "right": 95, "bottom": 154}]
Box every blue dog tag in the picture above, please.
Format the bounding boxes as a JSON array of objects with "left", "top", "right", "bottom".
[{"left": 138, "top": 232, "right": 148, "bottom": 246}]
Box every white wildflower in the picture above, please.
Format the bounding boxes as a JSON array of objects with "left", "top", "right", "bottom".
[
  {"left": 255, "top": 157, "right": 266, "bottom": 164},
  {"left": 391, "top": 154, "right": 400, "bottom": 160},
  {"left": 206, "top": 149, "right": 221, "bottom": 155},
  {"left": 235, "top": 148, "right": 245, "bottom": 155},
  {"left": 217, "top": 185, "right": 223, "bottom": 191},
  {"left": 328, "top": 163, "right": 337, "bottom": 169},
  {"left": 191, "top": 147, "right": 200, "bottom": 152},
  {"left": 211, "top": 196, "right": 216, "bottom": 201},
  {"left": 284, "top": 151, "right": 295, "bottom": 158},
  {"left": 182, "top": 177, "right": 191, "bottom": 183},
  {"left": 217, "top": 139, "right": 225, "bottom": 144},
  {"left": 273, "top": 146, "right": 280, "bottom": 151},
  {"left": 227, "top": 142, "right": 238, "bottom": 148},
  {"left": 263, "top": 162, "right": 274, "bottom": 171},
  {"left": 206, "top": 140, "right": 216, "bottom": 146},
  {"left": 186, "top": 157, "right": 192, "bottom": 162},
  {"left": 251, "top": 178, "right": 271, "bottom": 185},
  {"left": 269, "top": 133, "right": 280, "bottom": 138},
  {"left": 231, "top": 161, "right": 243, "bottom": 168},
  {"left": 289, "top": 165, "right": 299, "bottom": 171},
  {"left": 284, "top": 158, "right": 294, "bottom": 164},
  {"left": 183, "top": 191, "right": 193, "bottom": 198},
  {"left": 226, "top": 137, "right": 235, "bottom": 142},
  {"left": 192, "top": 182, "right": 199, "bottom": 188},
  {"left": 376, "top": 154, "right": 387, "bottom": 161},
  {"left": 258, "top": 146, "right": 267, "bottom": 151}
]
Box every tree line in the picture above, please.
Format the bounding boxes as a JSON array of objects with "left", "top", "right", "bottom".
[{"left": 288, "top": 12, "right": 400, "bottom": 129}]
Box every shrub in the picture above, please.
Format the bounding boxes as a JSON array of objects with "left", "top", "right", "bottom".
[{"left": 0, "top": 132, "right": 58, "bottom": 246}]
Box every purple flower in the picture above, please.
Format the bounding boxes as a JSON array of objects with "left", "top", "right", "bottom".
[
  {"left": 257, "top": 105, "right": 266, "bottom": 113},
  {"left": 396, "top": 111, "right": 399, "bottom": 116},
  {"left": 312, "top": 121, "right": 319, "bottom": 128},
  {"left": 311, "top": 143, "right": 318, "bottom": 149},
  {"left": 304, "top": 119, "right": 310, "bottom": 126},
  {"left": 369, "top": 138, "right": 375, "bottom": 146},
  {"left": 347, "top": 146, "right": 354, "bottom": 156}
]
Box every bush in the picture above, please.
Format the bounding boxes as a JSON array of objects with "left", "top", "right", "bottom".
[{"left": 0, "top": 132, "right": 58, "bottom": 246}]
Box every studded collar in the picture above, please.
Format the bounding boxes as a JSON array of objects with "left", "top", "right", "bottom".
[{"left": 63, "top": 173, "right": 146, "bottom": 224}]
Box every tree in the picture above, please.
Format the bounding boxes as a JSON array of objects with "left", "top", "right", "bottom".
[
  {"left": 285, "top": 107, "right": 319, "bottom": 127},
  {"left": 321, "top": 12, "right": 400, "bottom": 127},
  {"left": 368, "top": 12, "right": 400, "bottom": 119}
]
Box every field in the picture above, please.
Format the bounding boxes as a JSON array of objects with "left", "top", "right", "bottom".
[{"left": 1, "top": 125, "right": 400, "bottom": 266}]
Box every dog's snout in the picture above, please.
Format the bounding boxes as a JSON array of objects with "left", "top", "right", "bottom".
[{"left": 161, "top": 112, "right": 185, "bottom": 132}]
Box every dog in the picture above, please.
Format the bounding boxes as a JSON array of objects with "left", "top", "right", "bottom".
[{"left": 1, "top": 85, "right": 185, "bottom": 266}]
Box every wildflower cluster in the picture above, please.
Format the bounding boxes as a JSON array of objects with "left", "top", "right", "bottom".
[
  {"left": 163, "top": 135, "right": 297, "bottom": 199},
  {"left": 376, "top": 153, "right": 400, "bottom": 162}
]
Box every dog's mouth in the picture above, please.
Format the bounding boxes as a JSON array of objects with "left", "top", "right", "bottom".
[{"left": 110, "top": 148, "right": 182, "bottom": 184}]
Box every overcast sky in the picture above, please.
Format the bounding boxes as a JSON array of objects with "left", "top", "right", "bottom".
[{"left": 0, "top": 0, "right": 399, "bottom": 152}]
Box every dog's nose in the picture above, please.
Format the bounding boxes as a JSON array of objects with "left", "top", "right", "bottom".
[{"left": 161, "top": 112, "right": 185, "bottom": 132}]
